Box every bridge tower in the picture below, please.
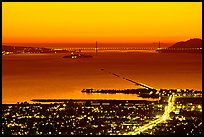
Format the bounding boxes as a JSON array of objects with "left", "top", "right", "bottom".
[{"left": 96, "top": 41, "right": 98, "bottom": 53}]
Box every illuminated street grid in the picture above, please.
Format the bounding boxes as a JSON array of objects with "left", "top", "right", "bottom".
[
  {"left": 138, "top": 97, "right": 202, "bottom": 135},
  {"left": 2, "top": 101, "right": 164, "bottom": 135},
  {"left": 2, "top": 96, "right": 202, "bottom": 135}
]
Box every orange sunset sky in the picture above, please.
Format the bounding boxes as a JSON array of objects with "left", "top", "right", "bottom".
[{"left": 2, "top": 2, "right": 202, "bottom": 44}]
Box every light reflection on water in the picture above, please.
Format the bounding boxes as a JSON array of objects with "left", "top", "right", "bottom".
[{"left": 2, "top": 52, "right": 202, "bottom": 104}]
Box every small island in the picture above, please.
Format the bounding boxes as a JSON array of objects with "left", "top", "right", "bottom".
[{"left": 63, "top": 51, "right": 93, "bottom": 59}]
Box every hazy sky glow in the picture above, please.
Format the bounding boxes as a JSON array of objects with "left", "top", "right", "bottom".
[{"left": 2, "top": 2, "right": 202, "bottom": 44}]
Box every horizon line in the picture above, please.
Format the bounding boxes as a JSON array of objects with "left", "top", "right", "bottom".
[{"left": 2, "top": 42, "right": 175, "bottom": 45}]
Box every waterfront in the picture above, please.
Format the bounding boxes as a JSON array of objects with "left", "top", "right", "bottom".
[{"left": 2, "top": 51, "right": 202, "bottom": 104}]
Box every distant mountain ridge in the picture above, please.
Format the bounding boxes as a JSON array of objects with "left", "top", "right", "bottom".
[{"left": 169, "top": 38, "right": 202, "bottom": 48}]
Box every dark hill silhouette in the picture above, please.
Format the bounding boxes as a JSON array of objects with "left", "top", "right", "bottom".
[{"left": 169, "top": 38, "right": 202, "bottom": 48}]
